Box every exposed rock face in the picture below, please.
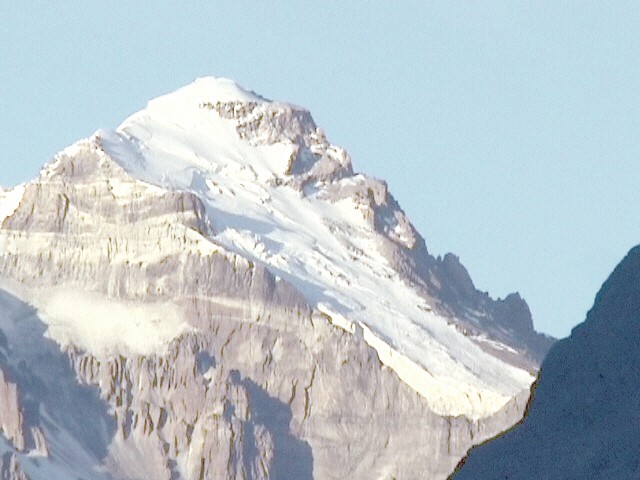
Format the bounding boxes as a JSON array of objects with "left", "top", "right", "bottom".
[
  {"left": 0, "top": 289, "right": 530, "bottom": 480},
  {"left": 0, "top": 78, "right": 554, "bottom": 479},
  {"left": 0, "top": 369, "right": 24, "bottom": 452},
  {"left": 426, "top": 254, "right": 553, "bottom": 367},
  {"left": 0, "top": 453, "right": 28, "bottom": 480},
  {"left": 451, "top": 245, "right": 640, "bottom": 479}
]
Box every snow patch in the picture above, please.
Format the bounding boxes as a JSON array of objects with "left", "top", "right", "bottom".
[
  {"left": 182, "top": 76, "right": 267, "bottom": 103},
  {"left": 0, "top": 281, "right": 192, "bottom": 356},
  {"left": 360, "top": 322, "right": 511, "bottom": 416},
  {"left": 36, "top": 289, "right": 192, "bottom": 356},
  {"left": 473, "top": 334, "right": 520, "bottom": 354},
  {"left": 0, "top": 184, "right": 25, "bottom": 224}
]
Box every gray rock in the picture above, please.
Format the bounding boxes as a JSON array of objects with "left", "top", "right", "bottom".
[{"left": 0, "top": 369, "right": 24, "bottom": 452}]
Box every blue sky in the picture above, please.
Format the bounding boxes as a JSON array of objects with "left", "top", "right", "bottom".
[{"left": 2, "top": 2, "right": 639, "bottom": 337}]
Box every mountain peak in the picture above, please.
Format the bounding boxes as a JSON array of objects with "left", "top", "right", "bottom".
[
  {"left": 0, "top": 77, "right": 558, "bottom": 479},
  {"left": 15, "top": 77, "right": 550, "bottom": 421},
  {"left": 109, "top": 78, "right": 348, "bottom": 191},
  {"left": 116, "top": 77, "right": 270, "bottom": 134},
  {"left": 171, "top": 76, "right": 267, "bottom": 104}
]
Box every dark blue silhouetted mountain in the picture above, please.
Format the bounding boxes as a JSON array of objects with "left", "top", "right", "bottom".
[{"left": 451, "top": 245, "right": 640, "bottom": 479}]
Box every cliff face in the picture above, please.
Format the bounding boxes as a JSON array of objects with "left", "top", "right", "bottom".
[
  {"left": 0, "top": 78, "right": 552, "bottom": 479},
  {"left": 452, "top": 246, "right": 640, "bottom": 479}
]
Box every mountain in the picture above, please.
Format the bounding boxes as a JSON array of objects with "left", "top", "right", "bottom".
[
  {"left": 0, "top": 77, "right": 552, "bottom": 479},
  {"left": 451, "top": 245, "right": 640, "bottom": 479}
]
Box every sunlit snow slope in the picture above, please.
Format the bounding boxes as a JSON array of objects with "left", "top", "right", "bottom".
[{"left": 91, "top": 77, "right": 535, "bottom": 419}]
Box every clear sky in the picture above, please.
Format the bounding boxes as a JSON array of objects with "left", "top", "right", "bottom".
[{"left": 2, "top": 2, "right": 639, "bottom": 338}]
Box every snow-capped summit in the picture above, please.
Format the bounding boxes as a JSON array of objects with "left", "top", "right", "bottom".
[
  {"left": 109, "top": 77, "right": 338, "bottom": 182},
  {"left": 7, "top": 78, "right": 551, "bottom": 418},
  {"left": 163, "top": 76, "right": 267, "bottom": 104},
  {"left": 0, "top": 78, "right": 552, "bottom": 479},
  {"left": 75, "top": 78, "right": 550, "bottom": 419}
]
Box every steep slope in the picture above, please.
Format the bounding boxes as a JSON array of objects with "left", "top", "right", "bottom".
[
  {"left": 0, "top": 77, "right": 552, "bottom": 479},
  {"left": 451, "top": 245, "right": 640, "bottom": 479}
]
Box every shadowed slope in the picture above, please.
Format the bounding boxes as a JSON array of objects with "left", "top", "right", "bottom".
[{"left": 451, "top": 245, "right": 640, "bottom": 479}]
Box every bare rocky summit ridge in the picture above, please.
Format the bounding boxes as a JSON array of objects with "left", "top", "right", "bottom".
[{"left": 0, "top": 78, "right": 552, "bottom": 479}]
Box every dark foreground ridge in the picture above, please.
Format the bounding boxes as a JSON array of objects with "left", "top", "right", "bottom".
[{"left": 451, "top": 245, "right": 640, "bottom": 479}]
